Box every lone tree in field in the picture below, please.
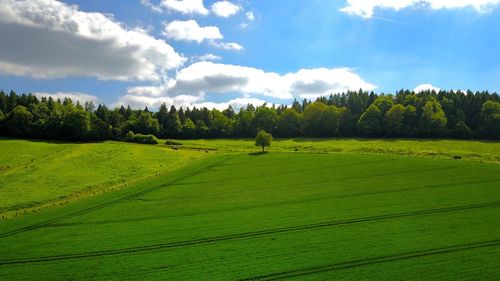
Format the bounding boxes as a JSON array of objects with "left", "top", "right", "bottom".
[{"left": 255, "top": 130, "right": 272, "bottom": 152}]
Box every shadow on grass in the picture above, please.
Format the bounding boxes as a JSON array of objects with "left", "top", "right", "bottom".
[{"left": 248, "top": 151, "right": 269, "bottom": 156}]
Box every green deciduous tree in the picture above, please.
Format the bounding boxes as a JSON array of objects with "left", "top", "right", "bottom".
[
  {"left": 481, "top": 100, "right": 500, "bottom": 137},
  {"left": 182, "top": 118, "right": 196, "bottom": 138},
  {"left": 0, "top": 90, "right": 499, "bottom": 141},
  {"left": 276, "top": 108, "right": 302, "bottom": 137},
  {"left": 373, "top": 95, "right": 394, "bottom": 115},
  {"left": 252, "top": 106, "right": 277, "bottom": 134},
  {"left": 420, "top": 99, "right": 447, "bottom": 136},
  {"left": 255, "top": 130, "right": 272, "bottom": 152},
  {"left": 357, "top": 105, "right": 382, "bottom": 136},
  {"left": 385, "top": 104, "right": 406, "bottom": 136},
  {"left": 302, "top": 102, "right": 327, "bottom": 136},
  {"left": 322, "top": 106, "right": 341, "bottom": 136},
  {"left": 5, "top": 105, "right": 33, "bottom": 136},
  {"left": 235, "top": 108, "right": 254, "bottom": 137},
  {"left": 339, "top": 107, "right": 355, "bottom": 136},
  {"left": 211, "top": 109, "right": 233, "bottom": 137},
  {"left": 195, "top": 119, "right": 209, "bottom": 137},
  {"left": 60, "top": 106, "right": 91, "bottom": 140}
]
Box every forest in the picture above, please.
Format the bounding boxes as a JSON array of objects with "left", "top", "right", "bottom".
[{"left": 0, "top": 89, "right": 499, "bottom": 141}]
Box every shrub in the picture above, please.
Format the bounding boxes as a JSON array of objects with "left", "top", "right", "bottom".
[
  {"left": 133, "top": 134, "right": 159, "bottom": 144},
  {"left": 125, "top": 131, "right": 134, "bottom": 142},
  {"left": 124, "top": 131, "right": 159, "bottom": 145}
]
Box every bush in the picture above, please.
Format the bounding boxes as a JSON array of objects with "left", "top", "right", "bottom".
[
  {"left": 124, "top": 131, "right": 159, "bottom": 145},
  {"left": 165, "top": 139, "right": 183, "bottom": 146},
  {"left": 125, "top": 131, "right": 134, "bottom": 142},
  {"left": 133, "top": 134, "right": 159, "bottom": 144}
]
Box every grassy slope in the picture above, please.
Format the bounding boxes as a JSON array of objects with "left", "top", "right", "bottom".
[
  {"left": 0, "top": 152, "right": 498, "bottom": 280},
  {"left": 0, "top": 138, "right": 210, "bottom": 216},
  {"left": 180, "top": 138, "right": 500, "bottom": 162}
]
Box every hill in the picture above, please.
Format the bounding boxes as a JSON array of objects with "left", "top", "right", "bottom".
[{"left": 0, "top": 139, "right": 499, "bottom": 279}]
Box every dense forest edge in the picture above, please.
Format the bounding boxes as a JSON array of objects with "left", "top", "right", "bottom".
[{"left": 0, "top": 89, "right": 499, "bottom": 141}]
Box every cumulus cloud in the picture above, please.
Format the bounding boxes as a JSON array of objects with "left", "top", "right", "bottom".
[
  {"left": 0, "top": 0, "right": 184, "bottom": 81},
  {"left": 414, "top": 83, "right": 440, "bottom": 93},
  {"left": 122, "top": 61, "right": 376, "bottom": 109},
  {"left": 118, "top": 61, "right": 376, "bottom": 110},
  {"left": 163, "top": 20, "right": 222, "bottom": 43},
  {"left": 167, "top": 62, "right": 291, "bottom": 99},
  {"left": 162, "top": 19, "right": 243, "bottom": 51},
  {"left": 160, "top": 0, "right": 209, "bottom": 15},
  {"left": 340, "top": 0, "right": 500, "bottom": 18},
  {"left": 33, "top": 92, "right": 100, "bottom": 104},
  {"left": 286, "top": 68, "right": 377, "bottom": 99},
  {"left": 211, "top": 1, "right": 241, "bottom": 17}
]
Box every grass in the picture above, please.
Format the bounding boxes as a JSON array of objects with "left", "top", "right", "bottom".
[
  {"left": 179, "top": 138, "right": 500, "bottom": 162},
  {"left": 0, "top": 149, "right": 499, "bottom": 280},
  {"left": 0, "top": 138, "right": 211, "bottom": 217}
]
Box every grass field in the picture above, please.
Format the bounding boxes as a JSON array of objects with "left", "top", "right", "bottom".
[
  {"left": 0, "top": 138, "right": 211, "bottom": 217},
  {"left": 0, "top": 143, "right": 499, "bottom": 280},
  {"left": 179, "top": 138, "right": 500, "bottom": 163}
]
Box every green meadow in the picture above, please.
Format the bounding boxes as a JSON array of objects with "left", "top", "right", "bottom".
[
  {"left": 0, "top": 138, "right": 499, "bottom": 280},
  {"left": 0, "top": 138, "right": 210, "bottom": 217}
]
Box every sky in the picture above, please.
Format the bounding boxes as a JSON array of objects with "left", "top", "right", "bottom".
[{"left": 0, "top": 0, "right": 499, "bottom": 110}]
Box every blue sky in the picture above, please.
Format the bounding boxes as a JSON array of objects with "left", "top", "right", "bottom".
[{"left": 0, "top": 0, "right": 499, "bottom": 109}]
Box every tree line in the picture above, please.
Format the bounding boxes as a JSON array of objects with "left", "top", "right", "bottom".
[{"left": 0, "top": 89, "right": 499, "bottom": 141}]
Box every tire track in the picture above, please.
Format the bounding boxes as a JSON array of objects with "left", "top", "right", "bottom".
[
  {"left": 0, "top": 201, "right": 498, "bottom": 266},
  {"left": 42, "top": 178, "right": 500, "bottom": 228},
  {"left": 0, "top": 156, "right": 230, "bottom": 239},
  {"left": 239, "top": 239, "right": 500, "bottom": 280}
]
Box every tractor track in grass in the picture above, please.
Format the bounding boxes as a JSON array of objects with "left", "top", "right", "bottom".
[
  {"left": 239, "top": 239, "right": 500, "bottom": 280},
  {"left": 41, "top": 177, "right": 500, "bottom": 228},
  {"left": 0, "top": 201, "right": 498, "bottom": 266},
  {"left": 0, "top": 156, "right": 230, "bottom": 239}
]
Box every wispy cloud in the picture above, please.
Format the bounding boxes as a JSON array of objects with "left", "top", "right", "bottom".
[{"left": 340, "top": 0, "right": 500, "bottom": 18}]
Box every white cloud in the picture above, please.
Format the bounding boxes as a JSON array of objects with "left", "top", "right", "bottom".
[
  {"left": 126, "top": 85, "right": 169, "bottom": 97},
  {"left": 195, "top": 97, "right": 267, "bottom": 110},
  {"left": 116, "top": 93, "right": 266, "bottom": 110},
  {"left": 124, "top": 62, "right": 375, "bottom": 103},
  {"left": 414, "top": 83, "right": 440, "bottom": 93},
  {"left": 115, "top": 93, "right": 203, "bottom": 109},
  {"left": 191, "top": 53, "right": 223, "bottom": 62},
  {"left": 34, "top": 92, "right": 100, "bottom": 105},
  {"left": 167, "top": 62, "right": 290, "bottom": 99},
  {"left": 210, "top": 41, "right": 245, "bottom": 51},
  {"left": 211, "top": 1, "right": 241, "bottom": 17},
  {"left": 285, "top": 68, "right": 377, "bottom": 99},
  {"left": 340, "top": 0, "right": 500, "bottom": 18},
  {"left": 119, "top": 62, "right": 375, "bottom": 109},
  {"left": 0, "top": 0, "right": 184, "bottom": 81},
  {"left": 140, "top": 0, "right": 163, "bottom": 13},
  {"left": 240, "top": 11, "right": 256, "bottom": 29},
  {"left": 162, "top": 20, "right": 243, "bottom": 51},
  {"left": 163, "top": 20, "right": 222, "bottom": 43},
  {"left": 160, "top": 0, "right": 209, "bottom": 15},
  {"left": 246, "top": 11, "right": 256, "bottom": 21}
]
